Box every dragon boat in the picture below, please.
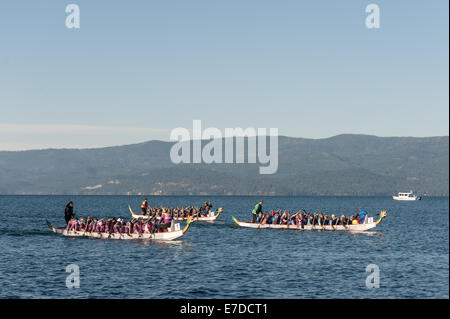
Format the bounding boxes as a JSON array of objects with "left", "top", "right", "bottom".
[
  {"left": 129, "top": 206, "right": 223, "bottom": 222},
  {"left": 46, "top": 218, "right": 193, "bottom": 241},
  {"left": 232, "top": 211, "right": 387, "bottom": 232}
]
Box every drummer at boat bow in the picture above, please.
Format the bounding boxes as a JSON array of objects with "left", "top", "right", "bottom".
[{"left": 64, "top": 201, "right": 75, "bottom": 224}]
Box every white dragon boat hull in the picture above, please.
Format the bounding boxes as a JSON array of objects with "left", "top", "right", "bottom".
[
  {"left": 232, "top": 211, "right": 387, "bottom": 232},
  {"left": 46, "top": 220, "right": 191, "bottom": 241}
]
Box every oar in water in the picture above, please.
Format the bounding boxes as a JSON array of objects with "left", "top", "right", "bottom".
[
  {"left": 151, "top": 217, "right": 159, "bottom": 236},
  {"left": 309, "top": 213, "right": 315, "bottom": 230},
  {"left": 331, "top": 219, "right": 336, "bottom": 230},
  {"left": 319, "top": 213, "right": 325, "bottom": 230},
  {"left": 299, "top": 209, "right": 308, "bottom": 230},
  {"left": 107, "top": 221, "right": 115, "bottom": 239},
  {"left": 314, "top": 213, "right": 320, "bottom": 230},
  {"left": 341, "top": 215, "right": 348, "bottom": 230},
  {"left": 89, "top": 221, "right": 98, "bottom": 236},
  {"left": 80, "top": 220, "right": 88, "bottom": 236}
]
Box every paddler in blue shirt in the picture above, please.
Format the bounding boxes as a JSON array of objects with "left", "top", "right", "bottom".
[
  {"left": 251, "top": 200, "right": 263, "bottom": 223},
  {"left": 357, "top": 208, "right": 368, "bottom": 224}
]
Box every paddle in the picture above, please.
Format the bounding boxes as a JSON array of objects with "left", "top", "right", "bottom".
[
  {"left": 107, "top": 220, "right": 114, "bottom": 239},
  {"left": 89, "top": 220, "right": 99, "bottom": 237},
  {"left": 316, "top": 213, "right": 322, "bottom": 230},
  {"left": 314, "top": 213, "right": 320, "bottom": 230},
  {"left": 150, "top": 217, "right": 158, "bottom": 236},
  {"left": 297, "top": 210, "right": 305, "bottom": 230},
  {"left": 326, "top": 216, "right": 333, "bottom": 230},
  {"left": 138, "top": 221, "right": 143, "bottom": 238},
  {"left": 125, "top": 222, "right": 132, "bottom": 238},
  {"left": 319, "top": 213, "right": 325, "bottom": 230},
  {"left": 298, "top": 209, "right": 308, "bottom": 230},
  {"left": 309, "top": 213, "right": 315, "bottom": 230},
  {"left": 82, "top": 219, "right": 90, "bottom": 236},
  {"left": 291, "top": 212, "right": 299, "bottom": 229}
]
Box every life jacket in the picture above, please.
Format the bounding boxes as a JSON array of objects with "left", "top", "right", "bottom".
[{"left": 141, "top": 200, "right": 148, "bottom": 209}]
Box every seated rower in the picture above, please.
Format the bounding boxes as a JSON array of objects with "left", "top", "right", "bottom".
[
  {"left": 311, "top": 213, "right": 317, "bottom": 225},
  {"left": 307, "top": 215, "right": 313, "bottom": 226},
  {"left": 266, "top": 212, "right": 274, "bottom": 224},
  {"left": 104, "top": 219, "right": 111, "bottom": 233},
  {"left": 199, "top": 209, "right": 208, "bottom": 217},
  {"left": 317, "top": 213, "right": 324, "bottom": 226},
  {"left": 95, "top": 219, "right": 105, "bottom": 232},
  {"left": 329, "top": 214, "right": 337, "bottom": 225},
  {"left": 66, "top": 218, "right": 76, "bottom": 231},
  {"left": 204, "top": 201, "right": 212, "bottom": 212},
  {"left": 158, "top": 210, "right": 173, "bottom": 232},
  {"left": 260, "top": 212, "right": 269, "bottom": 225},
  {"left": 296, "top": 212, "right": 304, "bottom": 226},
  {"left": 85, "top": 218, "right": 93, "bottom": 232},
  {"left": 113, "top": 219, "right": 122, "bottom": 233},
  {"left": 122, "top": 221, "right": 131, "bottom": 235},
  {"left": 291, "top": 213, "right": 298, "bottom": 225},
  {"left": 289, "top": 212, "right": 297, "bottom": 225},
  {"left": 132, "top": 221, "right": 141, "bottom": 234},
  {"left": 283, "top": 211, "right": 291, "bottom": 225},
  {"left": 357, "top": 208, "right": 368, "bottom": 224},
  {"left": 256, "top": 212, "right": 264, "bottom": 224}
]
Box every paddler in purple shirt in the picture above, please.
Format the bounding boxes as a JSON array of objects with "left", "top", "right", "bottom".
[{"left": 158, "top": 209, "right": 173, "bottom": 232}]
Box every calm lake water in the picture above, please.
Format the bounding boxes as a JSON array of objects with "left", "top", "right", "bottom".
[{"left": 0, "top": 195, "right": 448, "bottom": 298}]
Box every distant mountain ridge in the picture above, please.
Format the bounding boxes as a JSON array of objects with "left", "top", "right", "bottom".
[{"left": 0, "top": 134, "right": 448, "bottom": 195}]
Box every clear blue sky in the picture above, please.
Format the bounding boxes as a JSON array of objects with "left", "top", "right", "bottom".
[{"left": 0, "top": 0, "right": 448, "bottom": 150}]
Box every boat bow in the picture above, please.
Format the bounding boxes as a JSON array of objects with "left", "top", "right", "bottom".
[
  {"left": 375, "top": 210, "right": 387, "bottom": 225},
  {"left": 182, "top": 216, "right": 194, "bottom": 234}
]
